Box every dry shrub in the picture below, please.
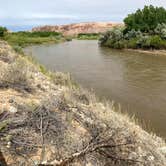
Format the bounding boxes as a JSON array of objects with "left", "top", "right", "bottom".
[
  {"left": 0, "top": 57, "right": 33, "bottom": 92},
  {"left": 0, "top": 41, "right": 17, "bottom": 63},
  {"left": 0, "top": 94, "right": 138, "bottom": 166},
  {"left": 51, "top": 72, "right": 75, "bottom": 87}
]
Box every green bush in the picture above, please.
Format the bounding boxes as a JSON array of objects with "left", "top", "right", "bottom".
[
  {"left": 14, "top": 31, "right": 62, "bottom": 38},
  {"left": 127, "top": 38, "right": 138, "bottom": 49},
  {"left": 109, "top": 27, "right": 124, "bottom": 42},
  {"left": 113, "top": 40, "right": 126, "bottom": 49},
  {"left": 149, "top": 35, "right": 163, "bottom": 49},
  {"left": 77, "top": 33, "right": 100, "bottom": 40},
  {"left": 99, "top": 27, "right": 124, "bottom": 47},
  {"left": 0, "top": 26, "right": 7, "bottom": 37},
  {"left": 12, "top": 45, "right": 24, "bottom": 54},
  {"left": 99, "top": 31, "right": 111, "bottom": 45},
  {"left": 65, "top": 37, "right": 72, "bottom": 41},
  {"left": 124, "top": 30, "right": 142, "bottom": 40},
  {"left": 141, "top": 36, "right": 151, "bottom": 49}
]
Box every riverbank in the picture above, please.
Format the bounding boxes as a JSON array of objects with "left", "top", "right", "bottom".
[
  {"left": 0, "top": 40, "right": 166, "bottom": 165},
  {"left": 76, "top": 33, "right": 100, "bottom": 40},
  {"left": 1, "top": 31, "right": 66, "bottom": 53},
  {"left": 126, "top": 48, "right": 166, "bottom": 56}
]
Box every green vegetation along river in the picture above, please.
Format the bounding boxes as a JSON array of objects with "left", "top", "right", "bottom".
[{"left": 24, "top": 40, "right": 166, "bottom": 138}]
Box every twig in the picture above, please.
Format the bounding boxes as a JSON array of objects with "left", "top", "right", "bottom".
[
  {"left": 98, "top": 149, "right": 141, "bottom": 163},
  {"left": 0, "top": 111, "right": 9, "bottom": 121},
  {"left": 40, "top": 113, "right": 45, "bottom": 164},
  {"left": 11, "top": 140, "right": 42, "bottom": 148},
  {"left": 51, "top": 139, "right": 139, "bottom": 166}
]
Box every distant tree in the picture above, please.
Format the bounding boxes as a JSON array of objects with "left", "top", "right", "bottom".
[
  {"left": 0, "top": 26, "right": 7, "bottom": 37},
  {"left": 124, "top": 5, "right": 166, "bottom": 33}
]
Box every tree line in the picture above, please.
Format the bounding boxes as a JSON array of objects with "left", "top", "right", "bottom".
[{"left": 100, "top": 5, "right": 166, "bottom": 49}]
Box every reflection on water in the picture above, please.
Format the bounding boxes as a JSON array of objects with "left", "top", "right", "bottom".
[{"left": 24, "top": 40, "right": 166, "bottom": 138}]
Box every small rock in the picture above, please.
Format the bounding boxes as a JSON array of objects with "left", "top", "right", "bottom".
[
  {"left": 6, "top": 141, "right": 11, "bottom": 148},
  {"left": 34, "top": 161, "right": 39, "bottom": 165},
  {"left": 9, "top": 106, "right": 17, "bottom": 113},
  {"left": 148, "top": 155, "right": 154, "bottom": 161},
  {"left": 37, "top": 84, "right": 41, "bottom": 89},
  {"left": 8, "top": 99, "right": 14, "bottom": 103},
  {"left": 159, "top": 147, "right": 166, "bottom": 154},
  {"left": 41, "top": 161, "right": 48, "bottom": 164}
]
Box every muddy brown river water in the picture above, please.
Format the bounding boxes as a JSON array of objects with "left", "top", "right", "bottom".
[{"left": 24, "top": 40, "right": 166, "bottom": 138}]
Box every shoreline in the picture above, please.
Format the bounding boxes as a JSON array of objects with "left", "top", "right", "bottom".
[{"left": 126, "top": 48, "right": 166, "bottom": 56}]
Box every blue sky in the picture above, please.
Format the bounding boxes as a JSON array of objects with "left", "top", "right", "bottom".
[{"left": 0, "top": 0, "right": 166, "bottom": 31}]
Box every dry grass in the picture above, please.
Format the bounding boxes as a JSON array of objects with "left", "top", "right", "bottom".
[
  {"left": 0, "top": 95, "right": 139, "bottom": 166},
  {"left": 0, "top": 57, "right": 34, "bottom": 92}
]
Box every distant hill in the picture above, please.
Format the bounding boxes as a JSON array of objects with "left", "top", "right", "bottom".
[{"left": 32, "top": 22, "right": 122, "bottom": 36}]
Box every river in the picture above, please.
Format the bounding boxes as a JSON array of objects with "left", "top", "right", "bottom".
[{"left": 24, "top": 40, "right": 166, "bottom": 138}]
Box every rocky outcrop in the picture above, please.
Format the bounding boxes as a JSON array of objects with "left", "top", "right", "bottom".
[
  {"left": 0, "top": 40, "right": 166, "bottom": 166},
  {"left": 32, "top": 22, "right": 122, "bottom": 36}
]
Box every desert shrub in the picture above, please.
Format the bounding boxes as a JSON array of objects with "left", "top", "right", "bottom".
[
  {"left": 39, "top": 64, "right": 49, "bottom": 75},
  {"left": 51, "top": 72, "right": 77, "bottom": 87},
  {"left": 100, "top": 27, "right": 124, "bottom": 48},
  {"left": 99, "top": 31, "right": 111, "bottom": 45},
  {"left": 154, "top": 23, "right": 166, "bottom": 39},
  {"left": 0, "top": 57, "right": 33, "bottom": 91},
  {"left": 100, "top": 28, "right": 166, "bottom": 49},
  {"left": 124, "top": 29, "right": 142, "bottom": 40},
  {"left": 109, "top": 27, "right": 124, "bottom": 42}
]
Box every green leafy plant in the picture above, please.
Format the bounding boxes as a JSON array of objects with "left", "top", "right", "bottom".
[{"left": 0, "top": 26, "right": 7, "bottom": 37}]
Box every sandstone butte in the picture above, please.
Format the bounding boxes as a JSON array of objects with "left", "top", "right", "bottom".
[{"left": 32, "top": 22, "right": 123, "bottom": 36}]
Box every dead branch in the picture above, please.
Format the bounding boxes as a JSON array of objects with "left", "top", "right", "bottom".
[
  {"left": 11, "top": 139, "right": 42, "bottom": 148},
  {"left": 50, "top": 135, "right": 140, "bottom": 166},
  {"left": 40, "top": 111, "right": 45, "bottom": 164},
  {"left": 98, "top": 149, "right": 141, "bottom": 164},
  {"left": 0, "top": 111, "right": 9, "bottom": 121}
]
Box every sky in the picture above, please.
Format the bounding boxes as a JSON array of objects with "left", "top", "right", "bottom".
[{"left": 0, "top": 0, "right": 166, "bottom": 31}]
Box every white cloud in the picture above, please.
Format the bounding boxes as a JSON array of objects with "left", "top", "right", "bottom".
[{"left": 30, "top": 13, "right": 78, "bottom": 19}]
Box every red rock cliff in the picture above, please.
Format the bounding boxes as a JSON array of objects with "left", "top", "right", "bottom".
[{"left": 32, "top": 22, "right": 122, "bottom": 36}]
